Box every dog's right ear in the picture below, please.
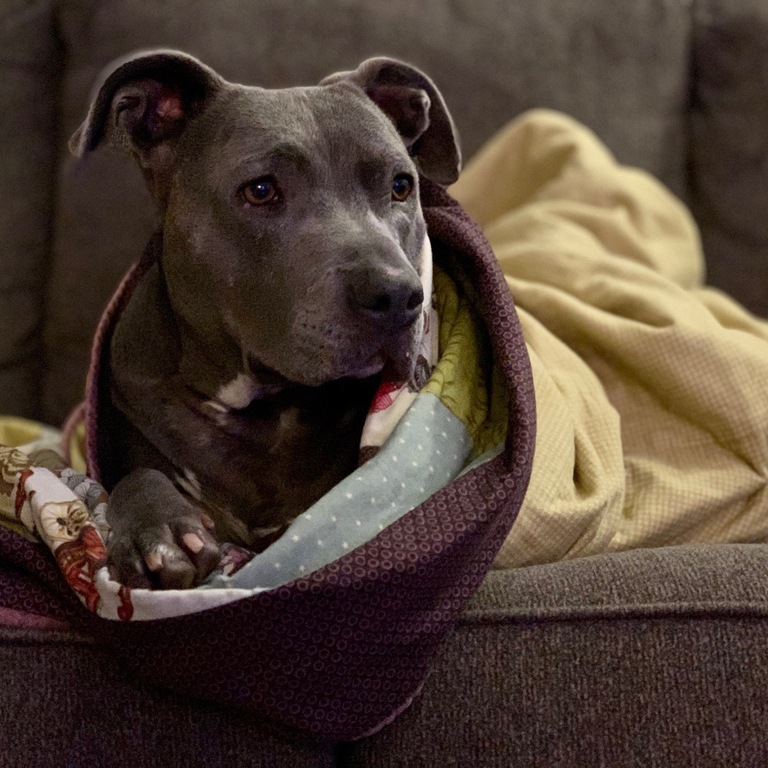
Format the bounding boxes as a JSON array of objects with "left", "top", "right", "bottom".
[
  {"left": 69, "top": 50, "right": 223, "bottom": 204},
  {"left": 321, "top": 58, "right": 461, "bottom": 186}
]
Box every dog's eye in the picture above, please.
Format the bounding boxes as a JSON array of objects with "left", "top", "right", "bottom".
[
  {"left": 242, "top": 176, "right": 281, "bottom": 206},
  {"left": 391, "top": 174, "right": 414, "bottom": 202}
]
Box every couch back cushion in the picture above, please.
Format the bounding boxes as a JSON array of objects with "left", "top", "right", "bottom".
[
  {"left": 689, "top": 0, "right": 768, "bottom": 317},
  {"left": 3, "top": 0, "right": 695, "bottom": 423},
  {"left": 0, "top": 2, "right": 61, "bottom": 418}
]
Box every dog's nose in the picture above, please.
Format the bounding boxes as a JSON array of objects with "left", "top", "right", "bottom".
[{"left": 348, "top": 269, "right": 424, "bottom": 329}]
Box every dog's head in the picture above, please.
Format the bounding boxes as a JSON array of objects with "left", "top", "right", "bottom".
[{"left": 71, "top": 51, "right": 460, "bottom": 390}]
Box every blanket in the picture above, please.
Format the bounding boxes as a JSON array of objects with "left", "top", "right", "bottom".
[
  {"left": 0, "top": 257, "right": 507, "bottom": 620},
  {"left": 0, "top": 177, "right": 533, "bottom": 740},
  {"left": 451, "top": 109, "right": 768, "bottom": 568},
  {"left": 5, "top": 109, "right": 768, "bottom": 586}
]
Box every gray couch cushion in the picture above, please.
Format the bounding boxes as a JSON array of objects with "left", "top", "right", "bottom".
[
  {"left": 690, "top": 0, "right": 768, "bottom": 317},
  {"left": 6, "top": 543, "right": 767, "bottom": 767},
  {"left": 0, "top": 627, "right": 334, "bottom": 768},
  {"left": 344, "top": 544, "right": 768, "bottom": 766}
]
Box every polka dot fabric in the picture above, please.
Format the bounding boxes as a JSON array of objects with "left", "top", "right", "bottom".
[{"left": 0, "top": 181, "right": 535, "bottom": 741}]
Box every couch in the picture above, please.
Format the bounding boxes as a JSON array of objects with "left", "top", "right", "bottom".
[{"left": 2, "top": 0, "right": 768, "bottom": 765}]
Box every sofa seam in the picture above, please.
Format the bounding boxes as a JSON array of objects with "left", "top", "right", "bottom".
[{"left": 460, "top": 600, "right": 768, "bottom": 625}]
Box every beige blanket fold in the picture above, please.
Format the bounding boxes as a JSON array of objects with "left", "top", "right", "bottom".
[{"left": 451, "top": 109, "right": 768, "bottom": 569}]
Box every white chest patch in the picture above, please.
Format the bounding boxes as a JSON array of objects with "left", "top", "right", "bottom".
[{"left": 212, "top": 373, "right": 259, "bottom": 410}]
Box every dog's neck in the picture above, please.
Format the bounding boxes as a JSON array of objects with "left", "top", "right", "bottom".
[{"left": 162, "top": 277, "right": 289, "bottom": 408}]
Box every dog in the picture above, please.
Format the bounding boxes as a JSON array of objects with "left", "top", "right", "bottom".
[{"left": 71, "top": 50, "right": 461, "bottom": 589}]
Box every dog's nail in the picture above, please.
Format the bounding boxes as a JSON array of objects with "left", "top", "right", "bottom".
[
  {"left": 200, "top": 512, "right": 216, "bottom": 531},
  {"left": 183, "top": 532, "right": 205, "bottom": 553},
  {"left": 145, "top": 550, "right": 163, "bottom": 572}
]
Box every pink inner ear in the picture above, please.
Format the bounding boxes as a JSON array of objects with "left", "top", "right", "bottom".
[
  {"left": 367, "top": 84, "right": 430, "bottom": 147},
  {"left": 156, "top": 87, "right": 184, "bottom": 121}
]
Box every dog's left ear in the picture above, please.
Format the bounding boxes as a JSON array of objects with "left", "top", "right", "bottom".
[
  {"left": 322, "top": 58, "right": 461, "bottom": 186},
  {"left": 69, "top": 50, "right": 224, "bottom": 206}
]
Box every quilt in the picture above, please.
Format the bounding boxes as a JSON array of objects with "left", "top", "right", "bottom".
[{"left": 4, "top": 109, "right": 768, "bottom": 592}]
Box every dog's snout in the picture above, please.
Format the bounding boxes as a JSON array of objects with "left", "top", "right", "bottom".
[{"left": 348, "top": 269, "right": 424, "bottom": 328}]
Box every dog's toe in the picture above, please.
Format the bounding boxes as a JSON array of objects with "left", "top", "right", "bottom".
[
  {"left": 144, "top": 542, "right": 197, "bottom": 590},
  {"left": 107, "top": 536, "right": 154, "bottom": 589},
  {"left": 169, "top": 518, "right": 221, "bottom": 585}
]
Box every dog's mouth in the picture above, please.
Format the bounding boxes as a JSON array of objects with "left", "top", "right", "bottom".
[
  {"left": 243, "top": 320, "right": 420, "bottom": 391},
  {"left": 322, "top": 343, "right": 417, "bottom": 386},
  {"left": 352, "top": 351, "right": 388, "bottom": 379},
  {"left": 356, "top": 347, "right": 416, "bottom": 384}
]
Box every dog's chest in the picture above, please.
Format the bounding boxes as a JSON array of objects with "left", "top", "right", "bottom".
[{"left": 184, "top": 380, "right": 376, "bottom": 546}]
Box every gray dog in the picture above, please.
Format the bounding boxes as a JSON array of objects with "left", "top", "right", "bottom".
[{"left": 71, "top": 51, "right": 460, "bottom": 589}]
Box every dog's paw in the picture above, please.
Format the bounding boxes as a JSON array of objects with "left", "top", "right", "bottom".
[
  {"left": 106, "top": 468, "right": 222, "bottom": 590},
  {"left": 107, "top": 513, "right": 221, "bottom": 590}
]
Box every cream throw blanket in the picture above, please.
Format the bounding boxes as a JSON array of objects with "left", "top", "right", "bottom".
[{"left": 451, "top": 110, "right": 768, "bottom": 569}]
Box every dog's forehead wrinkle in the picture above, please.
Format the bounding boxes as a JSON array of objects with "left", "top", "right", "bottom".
[
  {"left": 183, "top": 85, "right": 321, "bottom": 166},
  {"left": 304, "top": 85, "right": 413, "bottom": 172}
]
